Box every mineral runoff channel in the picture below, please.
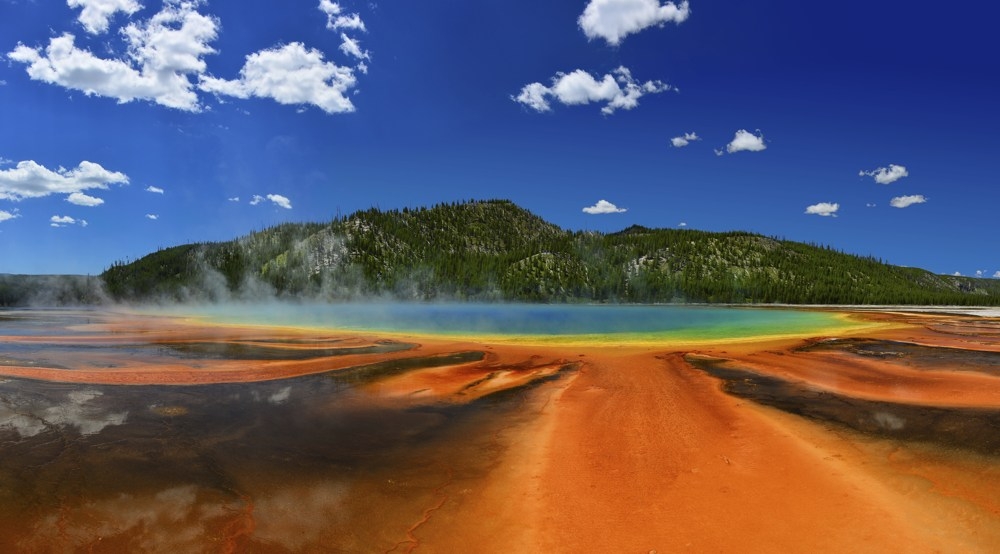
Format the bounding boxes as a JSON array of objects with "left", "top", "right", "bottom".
[{"left": 0, "top": 305, "right": 999, "bottom": 552}]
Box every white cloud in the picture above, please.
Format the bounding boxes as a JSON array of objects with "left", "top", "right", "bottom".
[
  {"left": 266, "top": 193, "right": 292, "bottom": 209},
  {"left": 67, "top": 191, "right": 105, "bottom": 206},
  {"left": 0, "top": 157, "right": 12, "bottom": 167},
  {"left": 993, "top": 271, "right": 1000, "bottom": 279},
  {"left": 50, "top": 214, "right": 88, "bottom": 227},
  {"left": 671, "top": 132, "right": 699, "bottom": 148},
  {"left": 889, "top": 194, "right": 926, "bottom": 208},
  {"left": 725, "top": 129, "right": 766, "bottom": 153},
  {"left": 8, "top": 3, "right": 218, "bottom": 111},
  {"left": 318, "top": 2, "right": 372, "bottom": 67},
  {"left": 805, "top": 202, "right": 839, "bottom": 217},
  {"left": 228, "top": 196, "right": 240, "bottom": 202},
  {"left": 579, "top": 0, "right": 690, "bottom": 46},
  {"left": 514, "top": 66, "right": 671, "bottom": 115},
  {"left": 67, "top": 0, "right": 142, "bottom": 35},
  {"left": 860, "top": 164, "right": 908, "bottom": 184},
  {"left": 866, "top": 202, "right": 877, "bottom": 208},
  {"left": 199, "top": 42, "right": 357, "bottom": 114},
  {"left": 678, "top": 222, "right": 687, "bottom": 227},
  {"left": 513, "top": 82, "right": 550, "bottom": 112},
  {"left": 145, "top": 185, "right": 164, "bottom": 194},
  {"left": 339, "top": 33, "right": 370, "bottom": 61},
  {"left": 0, "top": 159, "right": 128, "bottom": 202},
  {"left": 976, "top": 270, "right": 984, "bottom": 278},
  {"left": 953, "top": 271, "right": 962, "bottom": 277},
  {"left": 249, "top": 193, "right": 291, "bottom": 209},
  {"left": 319, "top": 0, "right": 366, "bottom": 31},
  {"left": 0, "top": 209, "right": 19, "bottom": 223},
  {"left": 145, "top": 213, "right": 158, "bottom": 220},
  {"left": 583, "top": 199, "right": 627, "bottom": 214},
  {"left": 713, "top": 148, "right": 724, "bottom": 156}
]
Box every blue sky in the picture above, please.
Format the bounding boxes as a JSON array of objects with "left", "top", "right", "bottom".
[{"left": 1, "top": 0, "right": 997, "bottom": 277}]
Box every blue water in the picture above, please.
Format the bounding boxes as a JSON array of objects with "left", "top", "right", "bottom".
[{"left": 176, "top": 303, "right": 846, "bottom": 341}]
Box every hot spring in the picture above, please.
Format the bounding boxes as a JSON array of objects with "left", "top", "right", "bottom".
[{"left": 1, "top": 305, "right": 998, "bottom": 552}]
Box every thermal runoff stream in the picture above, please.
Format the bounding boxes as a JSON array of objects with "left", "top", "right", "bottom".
[{"left": 1, "top": 305, "right": 999, "bottom": 552}]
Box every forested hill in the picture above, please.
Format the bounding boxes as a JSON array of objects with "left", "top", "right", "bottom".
[{"left": 98, "top": 199, "right": 1000, "bottom": 305}]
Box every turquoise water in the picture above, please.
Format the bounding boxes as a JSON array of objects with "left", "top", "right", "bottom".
[{"left": 170, "top": 303, "right": 849, "bottom": 342}]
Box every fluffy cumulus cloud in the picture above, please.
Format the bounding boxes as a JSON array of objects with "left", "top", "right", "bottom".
[
  {"left": 319, "top": 0, "right": 366, "bottom": 31},
  {"left": 145, "top": 185, "right": 164, "bottom": 194},
  {"left": 9, "top": 2, "right": 369, "bottom": 115},
  {"left": 994, "top": 271, "right": 1000, "bottom": 279},
  {"left": 0, "top": 159, "right": 128, "bottom": 203},
  {"left": 514, "top": 66, "right": 671, "bottom": 115},
  {"left": 266, "top": 194, "right": 292, "bottom": 209},
  {"left": 68, "top": 0, "right": 142, "bottom": 34},
  {"left": 50, "top": 215, "right": 88, "bottom": 227},
  {"left": 249, "top": 194, "right": 291, "bottom": 209},
  {"left": 0, "top": 209, "right": 20, "bottom": 223},
  {"left": 318, "top": 2, "right": 371, "bottom": 74},
  {"left": 200, "top": 42, "right": 357, "bottom": 114},
  {"left": 860, "top": 164, "right": 908, "bottom": 184},
  {"left": 671, "top": 132, "right": 699, "bottom": 148},
  {"left": 889, "top": 194, "right": 927, "bottom": 208},
  {"left": 145, "top": 213, "right": 158, "bottom": 220},
  {"left": 725, "top": 129, "right": 766, "bottom": 153},
  {"left": 8, "top": 2, "right": 219, "bottom": 111},
  {"left": 583, "top": 199, "right": 627, "bottom": 214},
  {"left": 339, "top": 34, "right": 370, "bottom": 61},
  {"left": 805, "top": 202, "right": 839, "bottom": 217},
  {"left": 579, "top": 0, "right": 690, "bottom": 45},
  {"left": 67, "top": 191, "right": 105, "bottom": 206}
]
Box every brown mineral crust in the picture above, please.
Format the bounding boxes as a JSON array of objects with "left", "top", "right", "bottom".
[
  {"left": 0, "top": 350, "right": 420, "bottom": 385},
  {"left": 359, "top": 350, "right": 569, "bottom": 402},
  {"left": 690, "top": 348, "right": 1000, "bottom": 408}
]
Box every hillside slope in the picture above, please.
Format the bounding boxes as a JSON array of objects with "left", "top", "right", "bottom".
[{"left": 99, "top": 199, "right": 1000, "bottom": 305}]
